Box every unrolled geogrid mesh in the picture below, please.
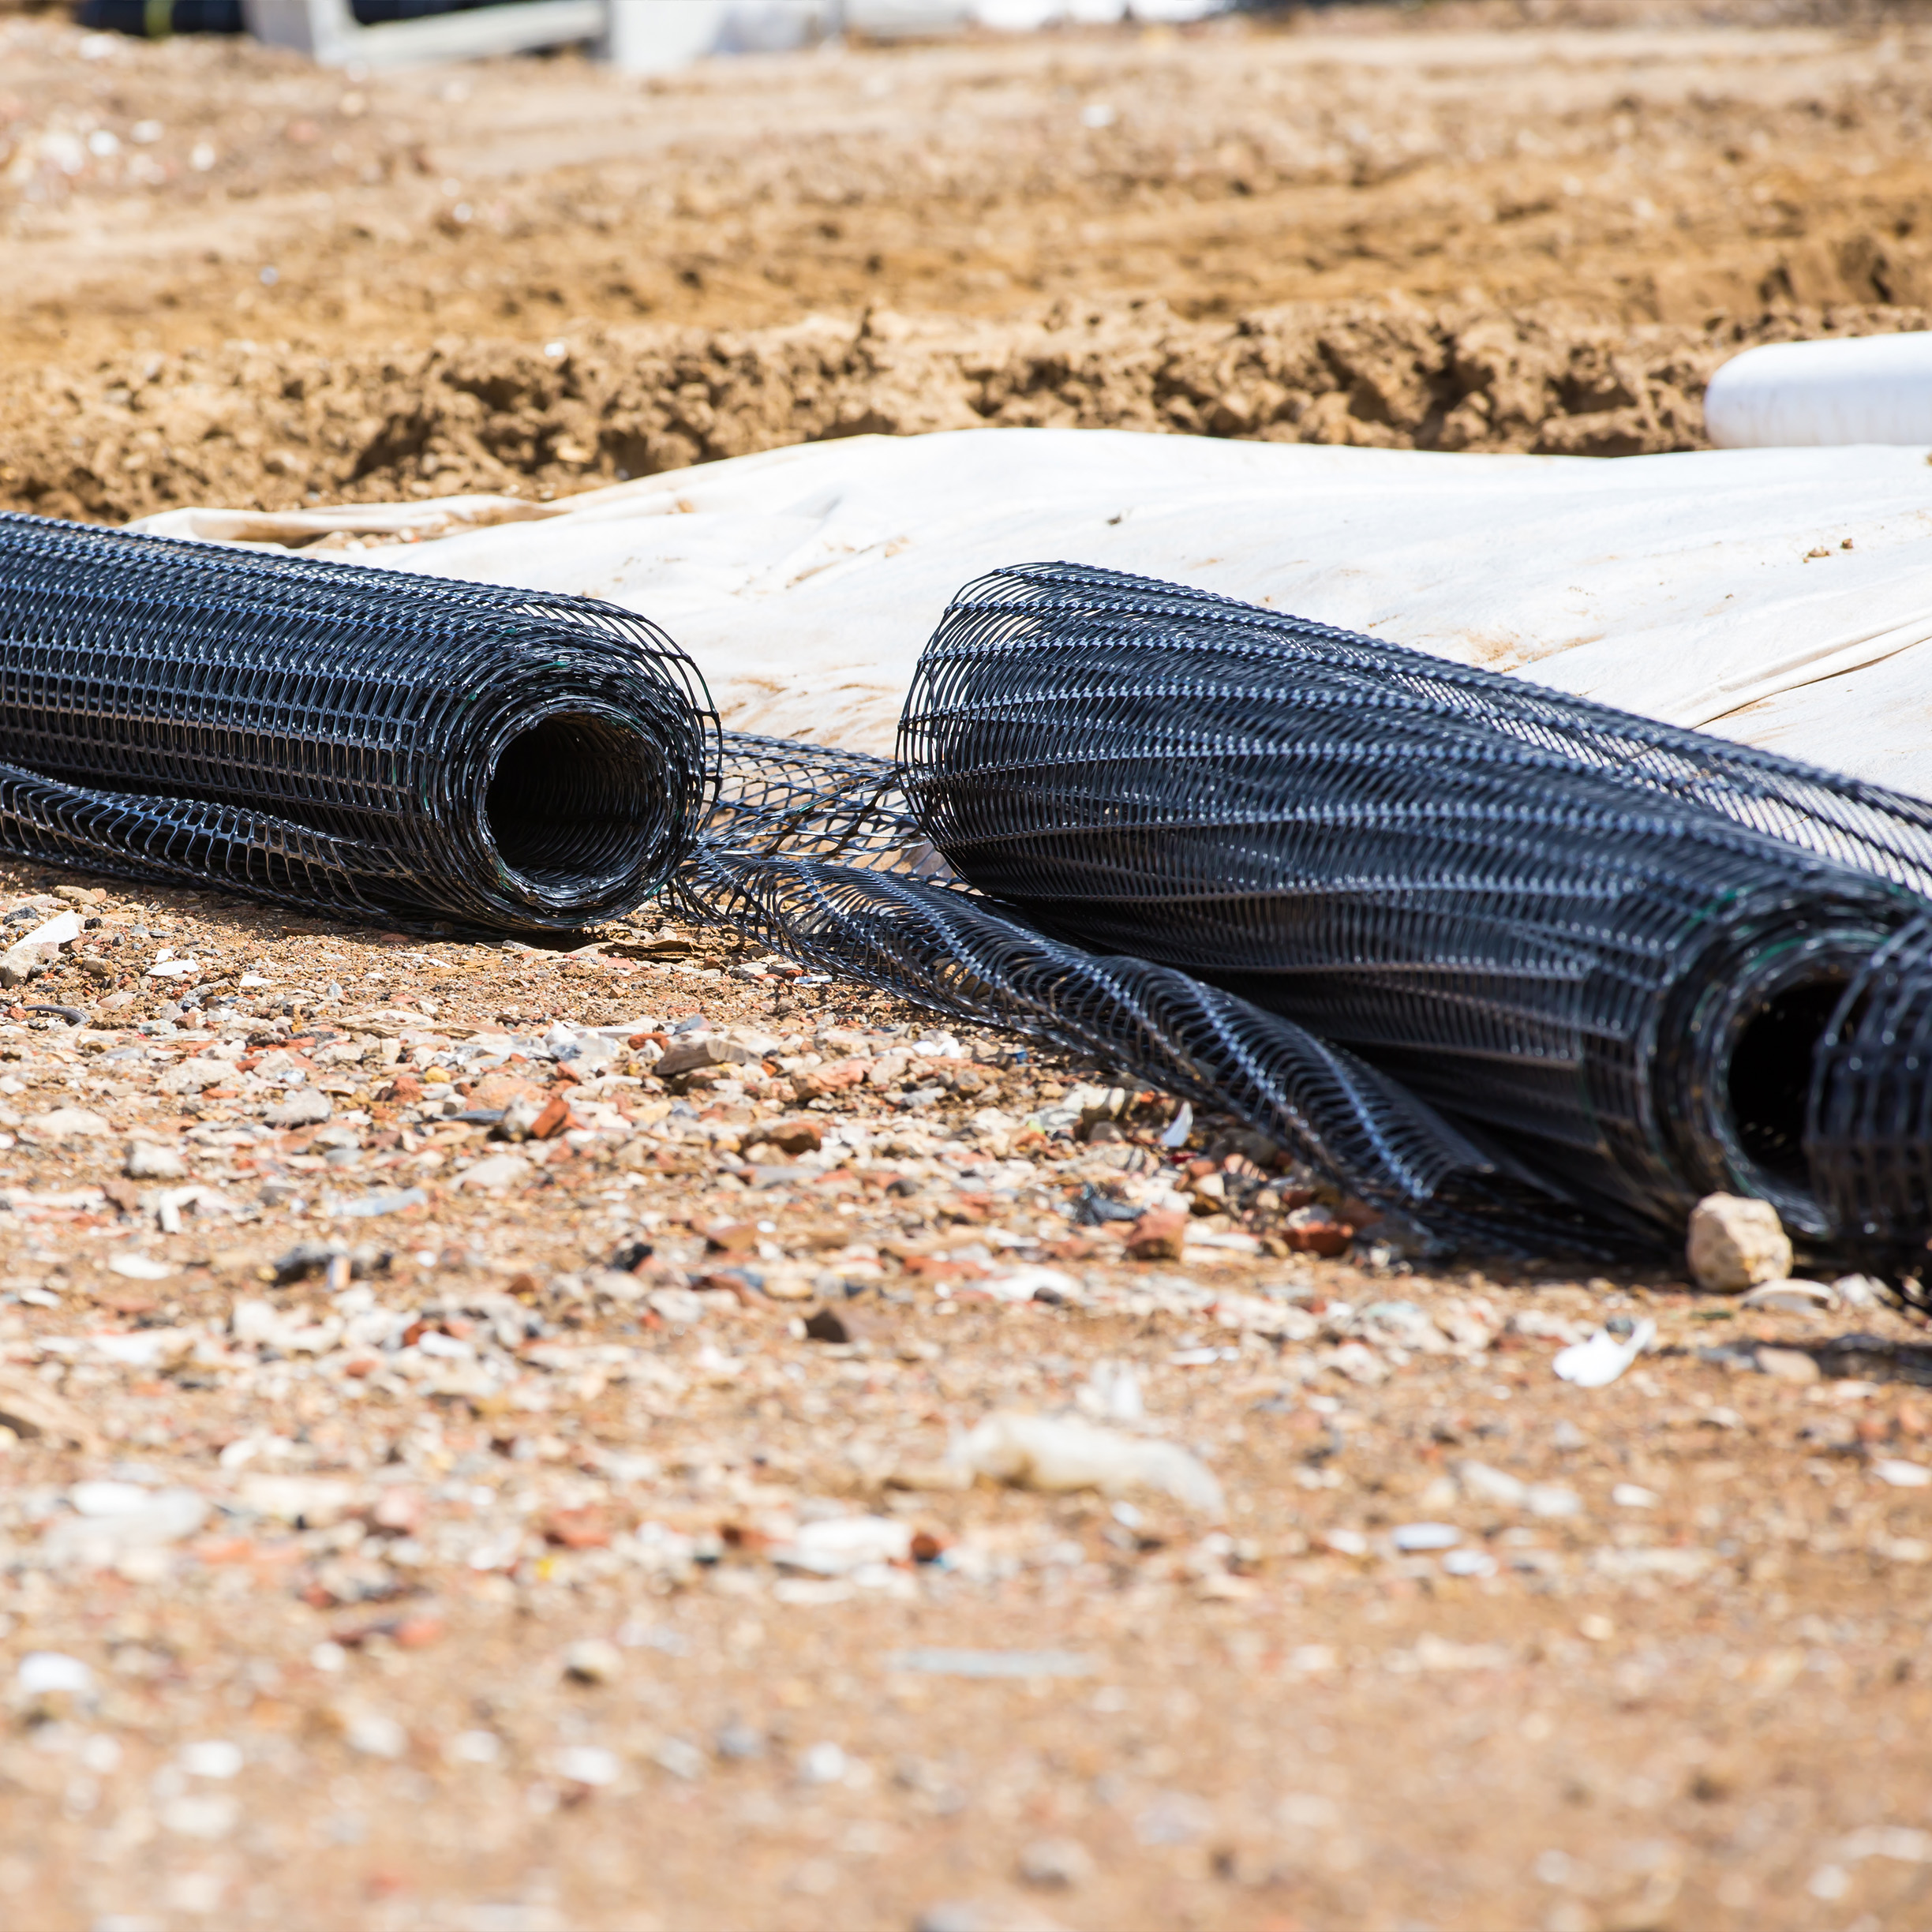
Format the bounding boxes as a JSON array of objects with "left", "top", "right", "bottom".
[
  {"left": 0, "top": 513, "right": 716, "bottom": 932},
  {"left": 681, "top": 838, "right": 1604, "bottom": 1244}
]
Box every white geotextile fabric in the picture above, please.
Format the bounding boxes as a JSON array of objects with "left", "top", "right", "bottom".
[{"left": 144, "top": 429, "right": 1932, "bottom": 794}]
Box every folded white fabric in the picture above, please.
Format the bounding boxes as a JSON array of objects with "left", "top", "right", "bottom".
[{"left": 142, "top": 428, "right": 1932, "bottom": 794}]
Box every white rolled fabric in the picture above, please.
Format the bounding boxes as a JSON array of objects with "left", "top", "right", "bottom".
[{"left": 1705, "top": 331, "right": 1932, "bottom": 448}]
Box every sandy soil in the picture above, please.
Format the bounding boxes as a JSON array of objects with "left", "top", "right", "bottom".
[
  {"left": 6, "top": 6, "right": 1932, "bottom": 513},
  {"left": 3, "top": 11, "right": 1932, "bottom": 1932}
]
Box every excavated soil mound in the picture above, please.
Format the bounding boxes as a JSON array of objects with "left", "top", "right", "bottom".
[{"left": 8, "top": 297, "right": 1927, "bottom": 523}]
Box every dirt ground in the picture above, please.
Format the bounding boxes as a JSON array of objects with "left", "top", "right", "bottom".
[
  {"left": 0, "top": 863, "right": 1930, "bottom": 1932},
  {"left": 6, "top": 4, "right": 1932, "bottom": 515},
  {"left": 4, "top": 9, "right": 1932, "bottom": 1932}
]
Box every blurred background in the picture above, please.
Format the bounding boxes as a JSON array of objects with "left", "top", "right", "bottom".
[{"left": 2, "top": 0, "right": 1926, "bottom": 523}]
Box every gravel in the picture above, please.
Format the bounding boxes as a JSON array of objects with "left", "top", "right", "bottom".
[{"left": 0, "top": 865, "right": 1927, "bottom": 1928}]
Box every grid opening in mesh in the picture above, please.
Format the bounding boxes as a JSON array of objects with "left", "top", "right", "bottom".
[
  {"left": 1726, "top": 972, "right": 1852, "bottom": 1192},
  {"left": 484, "top": 710, "right": 662, "bottom": 897}
]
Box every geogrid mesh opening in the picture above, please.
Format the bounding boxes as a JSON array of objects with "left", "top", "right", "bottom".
[
  {"left": 1726, "top": 974, "right": 1850, "bottom": 1189},
  {"left": 485, "top": 711, "right": 660, "bottom": 895}
]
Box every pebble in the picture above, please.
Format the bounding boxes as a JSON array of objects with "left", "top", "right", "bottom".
[
  {"left": 563, "top": 1638, "right": 623, "bottom": 1684},
  {"left": 1017, "top": 1837, "right": 1095, "bottom": 1888},
  {"left": 124, "top": 1137, "right": 187, "bottom": 1179},
  {"left": 1392, "top": 1522, "right": 1461, "bottom": 1552},
  {"left": 556, "top": 1745, "right": 621, "bottom": 1787},
  {"left": 889, "top": 1649, "right": 1098, "bottom": 1679},
  {"left": 1873, "top": 1458, "right": 1932, "bottom": 1488},
  {"left": 16, "top": 1651, "right": 93, "bottom": 1696},
  {"left": 23, "top": 1105, "right": 110, "bottom": 1140},
  {"left": 796, "top": 1741, "right": 850, "bottom": 1785},
  {"left": 964, "top": 1411, "right": 1225, "bottom": 1515},
  {"left": 1687, "top": 1193, "right": 1792, "bottom": 1292},
  {"left": 264, "top": 1088, "right": 331, "bottom": 1128}
]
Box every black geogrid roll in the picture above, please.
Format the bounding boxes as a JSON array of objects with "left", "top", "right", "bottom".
[
  {"left": 886, "top": 562, "right": 1932, "bottom": 1244},
  {"left": 0, "top": 515, "right": 716, "bottom": 933}
]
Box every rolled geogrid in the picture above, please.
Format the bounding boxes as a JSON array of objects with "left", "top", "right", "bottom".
[
  {"left": 893, "top": 563, "right": 1932, "bottom": 1243},
  {"left": 0, "top": 514, "right": 716, "bottom": 933}
]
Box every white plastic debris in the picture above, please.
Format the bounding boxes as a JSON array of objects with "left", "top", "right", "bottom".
[
  {"left": 1552, "top": 1317, "right": 1657, "bottom": 1388},
  {"left": 1159, "top": 1102, "right": 1193, "bottom": 1149},
  {"left": 964, "top": 1411, "right": 1224, "bottom": 1516},
  {"left": 16, "top": 1651, "right": 93, "bottom": 1697},
  {"left": 769, "top": 1515, "right": 913, "bottom": 1576},
  {"left": 1872, "top": 1459, "right": 1932, "bottom": 1489}
]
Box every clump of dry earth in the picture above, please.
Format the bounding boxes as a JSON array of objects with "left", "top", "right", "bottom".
[{"left": 10, "top": 296, "right": 1932, "bottom": 525}]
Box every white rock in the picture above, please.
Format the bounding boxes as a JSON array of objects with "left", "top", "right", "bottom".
[
  {"left": 179, "top": 1739, "right": 243, "bottom": 1780},
  {"left": 769, "top": 1515, "right": 913, "bottom": 1576},
  {"left": 16, "top": 1651, "right": 94, "bottom": 1696},
  {"left": 555, "top": 1744, "right": 620, "bottom": 1787},
  {"left": 1076, "top": 1361, "right": 1144, "bottom": 1423},
  {"left": 44, "top": 1484, "right": 208, "bottom": 1559},
  {"left": 964, "top": 1411, "right": 1224, "bottom": 1516},
  {"left": 107, "top": 1252, "right": 174, "bottom": 1281},
  {"left": 159, "top": 1793, "right": 237, "bottom": 1840},
  {"left": 125, "top": 1139, "right": 187, "bottom": 1180},
  {"left": 1455, "top": 1461, "right": 1526, "bottom": 1507},
  {"left": 1524, "top": 1483, "right": 1582, "bottom": 1518},
  {"left": 1391, "top": 1522, "right": 1460, "bottom": 1552},
  {"left": 1739, "top": 1278, "right": 1838, "bottom": 1314},
  {"left": 264, "top": 1088, "right": 331, "bottom": 1128},
  {"left": 22, "top": 1106, "right": 110, "bottom": 1141},
  {"left": 562, "top": 1638, "right": 623, "bottom": 1685},
  {"left": 13, "top": 911, "right": 82, "bottom": 952},
  {"left": 230, "top": 1299, "right": 286, "bottom": 1346},
  {"left": 159, "top": 1059, "right": 227, "bottom": 1095},
  {"left": 1873, "top": 1459, "right": 1932, "bottom": 1488},
  {"left": 238, "top": 1473, "right": 358, "bottom": 1526},
  {"left": 1833, "top": 1274, "right": 1894, "bottom": 1310},
  {"left": 1687, "top": 1193, "right": 1792, "bottom": 1292},
  {"left": 342, "top": 1709, "right": 407, "bottom": 1759},
  {"left": 983, "top": 1264, "right": 1080, "bottom": 1304},
  {"left": 459, "top": 1153, "right": 533, "bottom": 1192}
]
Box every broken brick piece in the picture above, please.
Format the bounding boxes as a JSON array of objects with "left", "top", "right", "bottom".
[{"left": 1125, "top": 1208, "right": 1188, "bottom": 1261}]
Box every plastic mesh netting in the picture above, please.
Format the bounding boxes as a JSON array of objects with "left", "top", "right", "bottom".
[
  {"left": 11, "top": 517, "right": 1932, "bottom": 1253},
  {"left": 691, "top": 564, "right": 1932, "bottom": 1252},
  {"left": 0, "top": 513, "right": 715, "bottom": 932}
]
